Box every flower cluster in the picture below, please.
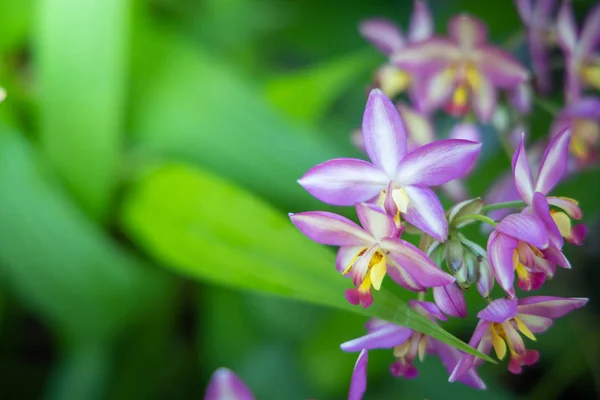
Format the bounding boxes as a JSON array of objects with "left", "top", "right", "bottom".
[{"left": 290, "top": 1, "right": 594, "bottom": 398}]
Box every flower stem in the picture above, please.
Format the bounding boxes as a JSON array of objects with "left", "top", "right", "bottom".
[
  {"left": 481, "top": 200, "right": 526, "bottom": 213},
  {"left": 454, "top": 214, "right": 497, "bottom": 227},
  {"left": 534, "top": 97, "right": 561, "bottom": 116}
]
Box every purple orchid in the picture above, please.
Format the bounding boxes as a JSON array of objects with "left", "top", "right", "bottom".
[
  {"left": 551, "top": 96, "right": 600, "bottom": 166},
  {"left": 392, "top": 14, "right": 529, "bottom": 122},
  {"left": 360, "top": 0, "right": 433, "bottom": 98},
  {"left": 557, "top": 1, "right": 600, "bottom": 103},
  {"left": 300, "top": 89, "right": 481, "bottom": 241},
  {"left": 343, "top": 301, "right": 486, "bottom": 399},
  {"left": 515, "top": 0, "right": 557, "bottom": 94},
  {"left": 512, "top": 129, "right": 586, "bottom": 248},
  {"left": 450, "top": 296, "right": 587, "bottom": 379},
  {"left": 290, "top": 203, "right": 454, "bottom": 307},
  {"left": 204, "top": 368, "right": 255, "bottom": 400}
]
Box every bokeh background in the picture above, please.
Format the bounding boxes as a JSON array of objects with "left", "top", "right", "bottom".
[{"left": 0, "top": 0, "right": 599, "bottom": 399}]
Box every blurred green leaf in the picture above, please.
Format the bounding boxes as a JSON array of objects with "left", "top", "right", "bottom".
[
  {"left": 0, "top": 130, "right": 166, "bottom": 343},
  {"left": 264, "top": 50, "right": 375, "bottom": 124},
  {"left": 36, "top": 0, "right": 129, "bottom": 219},
  {"left": 129, "top": 24, "right": 344, "bottom": 212},
  {"left": 0, "top": 0, "right": 34, "bottom": 52},
  {"left": 120, "top": 163, "right": 494, "bottom": 361}
]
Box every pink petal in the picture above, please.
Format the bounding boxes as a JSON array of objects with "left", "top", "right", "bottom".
[
  {"left": 413, "top": 66, "right": 456, "bottom": 112},
  {"left": 356, "top": 203, "right": 397, "bottom": 241},
  {"left": 362, "top": 89, "right": 408, "bottom": 176},
  {"left": 433, "top": 283, "right": 467, "bottom": 318},
  {"left": 547, "top": 197, "right": 583, "bottom": 219},
  {"left": 408, "top": 0, "right": 434, "bottom": 42},
  {"left": 449, "top": 122, "right": 481, "bottom": 143},
  {"left": 448, "top": 14, "right": 488, "bottom": 48},
  {"left": 487, "top": 231, "right": 518, "bottom": 297},
  {"left": 402, "top": 185, "right": 448, "bottom": 241},
  {"left": 541, "top": 245, "right": 571, "bottom": 269},
  {"left": 205, "top": 368, "right": 255, "bottom": 400},
  {"left": 449, "top": 320, "right": 491, "bottom": 382},
  {"left": 470, "top": 75, "right": 497, "bottom": 122},
  {"left": 477, "top": 298, "right": 518, "bottom": 322},
  {"left": 359, "top": 19, "right": 405, "bottom": 55},
  {"left": 496, "top": 213, "right": 549, "bottom": 249},
  {"left": 391, "top": 38, "right": 460, "bottom": 74},
  {"left": 349, "top": 350, "right": 368, "bottom": 400},
  {"left": 517, "top": 296, "right": 588, "bottom": 318},
  {"left": 298, "top": 158, "right": 389, "bottom": 206},
  {"left": 557, "top": 0, "right": 577, "bottom": 53},
  {"left": 409, "top": 300, "right": 448, "bottom": 321},
  {"left": 535, "top": 128, "right": 571, "bottom": 195},
  {"left": 395, "top": 139, "right": 482, "bottom": 186},
  {"left": 515, "top": 0, "right": 533, "bottom": 23},
  {"left": 345, "top": 288, "right": 373, "bottom": 308},
  {"left": 532, "top": 192, "right": 563, "bottom": 248},
  {"left": 509, "top": 82, "right": 532, "bottom": 114},
  {"left": 476, "top": 46, "right": 529, "bottom": 87},
  {"left": 432, "top": 339, "right": 486, "bottom": 389},
  {"left": 384, "top": 259, "right": 426, "bottom": 292},
  {"left": 568, "top": 223, "right": 587, "bottom": 245},
  {"left": 511, "top": 134, "right": 535, "bottom": 203},
  {"left": 382, "top": 237, "right": 455, "bottom": 287},
  {"left": 336, "top": 246, "right": 365, "bottom": 273},
  {"left": 289, "top": 211, "right": 373, "bottom": 246},
  {"left": 341, "top": 325, "right": 413, "bottom": 352},
  {"left": 508, "top": 349, "right": 539, "bottom": 374},
  {"left": 503, "top": 321, "right": 525, "bottom": 353},
  {"left": 579, "top": 3, "right": 600, "bottom": 54}
]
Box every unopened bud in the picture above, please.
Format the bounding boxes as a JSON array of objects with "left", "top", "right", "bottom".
[
  {"left": 445, "top": 237, "right": 464, "bottom": 273},
  {"left": 476, "top": 257, "right": 494, "bottom": 298},
  {"left": 448, "top": 198, "right": 484, "bottom": 228}
]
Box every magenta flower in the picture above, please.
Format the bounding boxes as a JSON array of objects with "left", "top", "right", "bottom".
[
  {"left": 551, "top": 96, "right": 600, "bottom": 166},
  {"left": 515, "top": 0, "right": 557, "bottom": 93},
  {"left": 204, "top": 368, "right": 254, "bottom": 400},
  {"left": 557, "top": 1, "right": 600, "bottom": 102},
  {"left": 450, "top": 296, "right": 587, "bottom": 380},
  {"left": 299, "top": 89, "right": 481, "bottom": 241},
  {"left": 342, "top": 301, "right": 486, "bottom": 399},
  {"left": 360, "top": 0, "right": 433, "bottom": 97},
  {"left": 512, "top": 129, "right": 586, "bottom": 248},
  {"left": 290, "top": 203, "right": 454, "bottom": 307},
  {"left": 392, "top": 14, "right": 528, "bottom": 122}
]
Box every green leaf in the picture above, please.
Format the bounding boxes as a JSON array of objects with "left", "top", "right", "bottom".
[
  {"left": 264, "top": 50, "right": 375, "bottom": 124},
  {"left": 0, "top": 130, "right": 166, "bottom": 343},
  {"left": 120, "top": 163, "right": 495, "bottom": 362},
  {"left": 36, "top": 0, "right": 130, "bottom": 219},
  {"left": 129, "top": 24, "right": 344, "bottom": 212}
]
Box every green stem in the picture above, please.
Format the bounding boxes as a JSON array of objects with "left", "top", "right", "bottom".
[
  {"left": 454, "top": 213, "right": 497, "bottom": 227},
  {"left": 534, "top": 97, "right": 561, "bottom": 116},
  {"left": 481, "top": 200, "right": 526, "bottom": 213}
]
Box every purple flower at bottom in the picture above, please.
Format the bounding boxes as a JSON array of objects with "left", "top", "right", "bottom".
[
  {"left": 343, "top": 301, "right": 486, "bottom": 400},
  {"left": 450, "top": 296, "right": 587, "bottom": 380},
  {"left": 299, "top": 89, "right": 481, "bottom": 241},
  {"left": 290, "top": 203, "right": 454, "bottom": 307},
  {"left": 204, "top": 368, "right": 255, "bottom": 400}
]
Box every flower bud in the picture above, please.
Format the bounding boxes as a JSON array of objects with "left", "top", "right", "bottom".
[
  {"left": 464, "top": 251, "right": 480, "bottom": 285},
  {"left": 444, "top": 236, "right": 464, "bottom": 273},
  {"left": 476, "top": 257, "right": 494, "bottom": 298},
  {"left": 448, "top": 198, "right": 484, "bottom": 228},
  {"left": 455, "top": 264, "right": 468, "bottom": 288}
]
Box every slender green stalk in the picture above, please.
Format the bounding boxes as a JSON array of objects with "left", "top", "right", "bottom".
[
  {"left": 454, "top": 213, "right": 497, "bottom": 227},
  {"left": 481, "top": 200, "right": 526, "bottom": 213}
]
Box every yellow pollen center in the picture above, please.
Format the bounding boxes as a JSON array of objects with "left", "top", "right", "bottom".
[
  {"left": 580, "top": 63, "right": 600, "bottom": 89},
  {"left": 392, "top": 187, "right": 410, "bottom": 214},
  {"left": 571, "top": 119, "right": 599, "bottom": 160},
  {"left": 452, "top": 85, "right": 468, "bottom": 108},
  {"left": 551, "top": 211, "right": 572, "bottom": 239},
  {"left": 344, "top": 250, "right": 387, "bottom": 292},
  {"left": 379, "top": 66, "right": 411, "bottom": 98}
]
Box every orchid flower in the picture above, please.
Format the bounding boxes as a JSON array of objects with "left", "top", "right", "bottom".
[
  {"left": 343, "top": 301, "right": 486, "bottom": 400},
  {"left": 392, "top": 14, "right": 528, "bottom": 122},
  {"left": 205, "top": 368, "right": 255, "bottom": 400},
  {"left": 300, "top": 89, "right": 481, "bottom": 241},
  {"left": 360, "top": 0, "right": 433, "bottom": 98},
  {"left": 551, "top": 96, "right": 600, "bottom": 166},
  {"left": 557, "top": 1, "right": 600, "bottom": 102},
  {"left": 515, "top": 0, "right": 557, "bottom": 93},
  {"left": 450, "top": 296, "right": 587, "bottom": 380},
  {"left": 290, "top": 203, "right": 454, "bottom": 307},
  {"left": 512, "top": 129, "right": 586, "bottom": 247}
]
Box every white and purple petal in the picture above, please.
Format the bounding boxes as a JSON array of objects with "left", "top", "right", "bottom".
[
  {"left": 356, "top": 202, "right": 397, "bottom": 241},
  {"left": 556, "top": 0, "right": 577, "bottom": 54},
  {"left": 517, "top": 296, "right": 588, "bottom": 319},
  {"left": 349, "top": 350, "right": 368, "bottom": 400},
  {"left": 362, "top": 89, "right": 408, "bottom": 176},
  {"left": 402, "top": 185, "right": 448, "bottom": 242},
  {"left": 341, "top": 325, "right": 413, "bottom": 352},
  {"left": 448, "top": 14, "right": 488, "bottom": 49},
  {"left": 535, "top": 128, "right": 571, "bottom": 195},
  {"left": 204, "top": 368, "right": 255, "bottom": 400},
  {"left": 433, "top": 283, "right": 467, "bottom": 318},
  {"left": 496, "top": 213, "right": 549, "bottom": 249},
  {"left": 383, "top": 237, "right": 455, "bottom": 287},
  {"left": 476, "top": 46, "right": 529, "bottom": 88},
  {"left": 359, "top": 18, "right": 405, "bottom": 55},
  {"left": 336, "top": 245, "right": 365, "bottom": 273},
  {"left": 408, "top": 0, "right": 434, "bottom": 42},
  {"left": 487, "top": 231, "right": 518, "bottom": 297},
  {"left": 409, "top": 299, "right": 448, "bottom": 321},
  {"left": 432, "top": 339, "right": 486, "bottom": 389},
  {"left": 547, "top": 196, "right": 583, "bottom": 220},
  {"left": 511, "top": 134, "right": 535, "bottom": 203},
  {"left": 579, "top": 3, "right": 600, "bottom": 54},
  {"left": 391, "top": 38, "right": 460, "bottom": 74},
  {"left": 532, "top": 192, "right": 563, "bottom": 248},
  {"left": 478, "top": 298, "right": 518, "bottom": 323},
  {"left": 289, "top": 211, "right": 373, "bottom": 246},
  {"left": 298, "top": 158, "right": 389, "bottom": 206}
]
